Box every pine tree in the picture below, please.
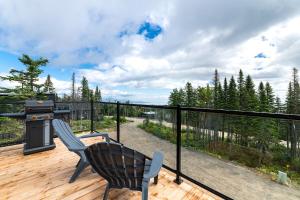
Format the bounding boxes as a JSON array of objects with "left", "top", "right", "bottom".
[
  {"left": 94, "top": 85, "right": 102, "bottom": 102},
  {"left": 169, "top": 89, "right": 179, "bottom": 106},
  {"left": 184, "top": 82, "right": 196, "bottom": 107},
  {"left": 19, "top": 54, "right": 48, "bottom": 92},
  {"left": 0, "top": 54, "right": 48, "bottom": 96},
  {"left": 89, "top": 89, "right": 94, "bottom": 100},
  {"left": 292, "top": 68, "right": 300, "bottom": 113},
  {"left": 237, "top": 69, "right": 245, "bottom": 110},
  {"left": 217, "top": 82, "right": 223, "bottom": 108},
  {"left": 213, "top": 69, "right": 222, "bottom": 108},
  {"left": 223, "top": 77, "right": 228, "bottom": 109},
  {"left": 43, "top": 75, "right": 55, "bottom": 93},
  {"left": 275, "top": 96, "right": 282, "bottom": 113},
  {"left": 205, "top": 84, "right": 213, "bottom": 108},
  {"left": 265, "top": 82, "right": 275, "bottom": 112},
  {"left": 258, "top": 82, "right": 268, "bottom": 112},
  {"left": 178, "top": 89, "right": 185, "bottom": 105},
  {"left": 184, "top": 82, "right": 196, "bottom": 145},
  {"left": 286, "top": 68, "right": 300, "bottom": 114},
  {"left": 244, "top": 75, "right": 258, "bottom": 111},
  {"left": 228, "top": 76, "right": 238, "bottom": 110},
  {"left": 286, "top": 82, "right": 293, "bottom": 114},
  {"left": 81, "top": 76, "right": 90, "bottom": 101},
  {"left": 0, "top": 69, "right": 26, "bottom": 94}
]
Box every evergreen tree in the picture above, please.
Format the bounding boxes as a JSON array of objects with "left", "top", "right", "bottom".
[
  {"left": 178, "top": 89, "right": 185, "bottom": 105},
  {"left": 213, "top": 69, "right": 222, "bottom": 108},
  {"left": 258, "top": 82, "right": 268, "bottom": 112},
  {"left": 205, "top": 84, "right": 213, "bottom": 108},
  {"left": 286, "top": 68, "right": 300, "bottom": 114},
  {"left": 43, "top": 75, "right": 55, "bottom": 93},
  {"left": 94, "top": 85, "right": 102, "bottom": 102},
  {"left": 184, "top": 82, "right": 196, "bottom": 107},
  {"left": 265, "top": 82, "right": 275, "bottom": 112},
  {"left": 169, "top": 89, "right": 179, "bottom": 106},
  {"left": 244, "top": 75, "right": 258, "bottom": 111},
  {"left": 0, "top": 54, "right": 48, "bottom": 96},
  {"left": 217, "top": 82, "right": 223, "bottom": 108},
  {"left": 237, "top": 69, "right": 245, "bottom": 110},
  {"left": 292, "top": 68, "right": 300, "bottom": 113},
  {"left": 184, "top": 82, "right": 196, "bottom": 145},
  {"left": 223, "top": 77, "right": 229, "bottom": 109},
  {"left": 81, "top": 76, "right": 90, "bottom": 101},
  {"left": 89, "top": 89, "right": 94, "bottom": 100},
  {"left": 275, "top": 96, "right": 282, "bottom": 113},
  {"left": 196, "top": 84, "right": 213, "bottom": 108},
  {"left": 19, "top": 54, "right": 48, "bottom": 92},
  {"left": 228, "top": 76, "right": 238, "bottom": 110},
  {"left": 286, "top": 82, "right": 293, "bottom": 114}
]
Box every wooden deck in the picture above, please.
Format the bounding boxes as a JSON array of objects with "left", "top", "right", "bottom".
[{"left": 0, "top": 137, "right": 222, "bottom": 200}]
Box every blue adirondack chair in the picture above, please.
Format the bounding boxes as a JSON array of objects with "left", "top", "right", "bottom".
[
  {"left": 52, "top": 119, "right": 111, "bottom": 183},
  {"left": 85, "top": 142, "right": 164, "bottom": 200}
]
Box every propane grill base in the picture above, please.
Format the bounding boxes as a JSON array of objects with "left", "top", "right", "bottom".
[
  {"left": 23, "top": 143, "right": 56, "bottom": 155},
  {"left": 24, "top": 100, "right": 55, "bottom": 155}
]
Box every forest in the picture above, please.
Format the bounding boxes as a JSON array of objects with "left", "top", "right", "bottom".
[{"left": 139, "top": 68, "right": 300, "bottom": 184}]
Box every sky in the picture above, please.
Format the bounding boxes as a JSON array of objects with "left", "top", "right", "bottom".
[{"left": 0, "top": 0, "right": 300, "bottom": 104}]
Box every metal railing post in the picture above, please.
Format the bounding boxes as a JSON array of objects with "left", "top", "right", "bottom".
[
  {"left": 117, "top": 101, "right": 120, "bottom": 143},
  {"left": 174, "top": 104, "right": 183, "bottom": 184},
  {"left": 90, "top": 99, "right": 94, "bottom": 133}
]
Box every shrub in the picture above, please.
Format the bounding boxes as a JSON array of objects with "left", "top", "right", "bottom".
[{"left": 291, "top": 158, "right": 300, "bottom": 172}]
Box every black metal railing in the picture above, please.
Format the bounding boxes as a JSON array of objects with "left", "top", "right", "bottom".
[{"left": 2, "top": 99, "right": 300, "bottom": 199}]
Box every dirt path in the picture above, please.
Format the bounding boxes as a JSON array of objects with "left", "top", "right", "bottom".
[{"left": 109, "top": 119, "right": 300, "bottom": 200}]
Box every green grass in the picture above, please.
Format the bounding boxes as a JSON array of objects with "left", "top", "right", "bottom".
[{"left": 0, "top": 117, "right": 24, "bottom": 145}]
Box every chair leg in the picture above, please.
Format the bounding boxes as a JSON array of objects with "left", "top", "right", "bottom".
[
  {"left": 154, "top": 175, "right": 158, "bottom": 185},
  {"left": 142, "top": 181, "right": 149, "bottom": 200},
  {"left": 75, "top": 158, "right": 81, "bottom": 168},
  {"left": 69, "top": 160, "right": 88, "bottom": 183},
  {"left": 103, "top": 183, "right": 110, "bottom": 200}
]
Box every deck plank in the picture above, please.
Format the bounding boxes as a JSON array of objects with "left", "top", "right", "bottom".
[{"left": 0, "top": 137, "right": 222, "bottom": 200}]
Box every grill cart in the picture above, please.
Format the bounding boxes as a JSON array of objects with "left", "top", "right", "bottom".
[{"left": 24, "top": 100, "right": 56, "bottom": 155}]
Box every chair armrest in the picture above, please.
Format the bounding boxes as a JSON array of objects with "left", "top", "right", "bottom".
[
  {"left": 69, "top": 146, "right": 86, "bottom": 152},
  {"left": 143, "top": 151, "right": 164, "bottom": 180},
  {"left": 78, "top": 132, "right": 110, "bottom": 142},
  {"left": 108, "top": 138, "right": 123, "bottom": 145}
]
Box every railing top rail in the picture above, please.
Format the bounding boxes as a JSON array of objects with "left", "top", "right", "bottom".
[
  {"left": 99, "top": 101, "right": 300, "bottom": 120},
  {"left": 1, "top": 100, "right": 300, "bottom": 120},
  {"left": 180, "top": 106, "right": 300, "bottom": 120}
]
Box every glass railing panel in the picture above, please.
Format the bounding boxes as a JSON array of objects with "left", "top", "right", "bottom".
[{"left": 119, "top": 104, "right": 177, "bottom": 170}]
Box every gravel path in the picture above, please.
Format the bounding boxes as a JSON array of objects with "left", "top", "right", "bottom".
[{"left": 109, "top": 119, "right": 300, "bottom": 200}]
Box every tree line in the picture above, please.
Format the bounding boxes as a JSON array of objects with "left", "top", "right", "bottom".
[
  {"left": 169, "top": 68, "right": 300, "bottom": 114},
  {"left": 167, "top": 68, "right": 300, "bottom": 163},
  {"left": 0, "top": 54, "right": 102, "bottom": 102}
]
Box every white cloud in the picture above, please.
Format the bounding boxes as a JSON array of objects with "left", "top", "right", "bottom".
[
  {"left": 1, "top": 0, "right": 300, "bottom": 103},
  {"left": 38, "top": 76, "right": 74, "bottom": 95},
  {"left": 0, "top": 72, "right": 18, "bottom": 89}
]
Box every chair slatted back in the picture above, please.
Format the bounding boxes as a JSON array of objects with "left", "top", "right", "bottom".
[
  {"left": 52, "top": 119, "right": 85, "bottom": 151},
  {"left": 85, "top": 142, "right": 146, "bottom": 191}
]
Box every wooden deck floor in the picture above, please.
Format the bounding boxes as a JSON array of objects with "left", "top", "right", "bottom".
[{"left": 0, "top": 137, "right": 222, "bottom": 200}]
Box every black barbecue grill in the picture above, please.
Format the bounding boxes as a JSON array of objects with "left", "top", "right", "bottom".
[{"left": 24, "top": 100, "right": 56, "bottom": 155}]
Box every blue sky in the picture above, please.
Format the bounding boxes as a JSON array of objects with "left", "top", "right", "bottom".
[{"left": 0, "top": 0, "right": 300, "bottom": 104}]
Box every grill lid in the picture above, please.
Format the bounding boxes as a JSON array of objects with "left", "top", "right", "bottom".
[
  {"left": 25, "top": 100, "right": 54, "bottom": 114},
  {"left": 25, "top": 100, "right": 54, "bottom": 107}
]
